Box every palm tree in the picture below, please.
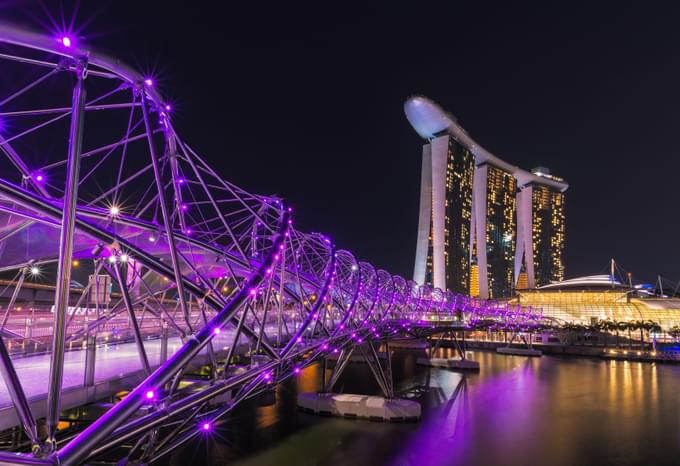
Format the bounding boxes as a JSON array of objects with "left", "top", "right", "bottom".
[
  {"left": 616, "top": 321, "right": 630, "bottom": 349},
  {"left": 597, "top": 320, "right": 615, "bottom": 348}
]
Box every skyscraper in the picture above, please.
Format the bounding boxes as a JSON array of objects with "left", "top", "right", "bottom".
[
  {"left": 406, "top": 96, "right": 568, "bottom": 297},
  {"left": 515, "top": 170, "right": 566, "bottom": 287}
]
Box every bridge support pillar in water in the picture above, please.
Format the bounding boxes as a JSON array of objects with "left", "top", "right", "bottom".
[
  {"left": 417, "top": 329, "right": 480, "bottom": 371},
  {"left": 298, "top": 342, "right": 420, "bottom": 421},
  {"left": 496, "top": 332, "right": 542, "bottom": 357}
]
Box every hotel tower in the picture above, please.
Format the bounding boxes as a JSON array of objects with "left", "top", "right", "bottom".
[{"left": 406, "top": 96, "right": 568, "bottom": 299}]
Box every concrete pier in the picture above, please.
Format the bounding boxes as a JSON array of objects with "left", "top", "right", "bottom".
[
  {"left": 496, "top": 347, "right": 542, "bottom": 357},
  {"left": 416, "top": 356, "right": 480, "bottom": 370},
  {"left": 297, "top": 392, "right": 421, "bottom": 422}
]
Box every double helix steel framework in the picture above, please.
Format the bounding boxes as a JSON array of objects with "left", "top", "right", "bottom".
[{"left": 0, "top": 23, "right": 544, "bottom": 465}]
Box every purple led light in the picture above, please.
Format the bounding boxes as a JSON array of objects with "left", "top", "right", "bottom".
[
  {"left": 165, "top": 104, "right": 172, "bottom": 111},
  {"left": 34, "top": 174, "right": 44, "bottom": 182},
  {"left": 249, "top": 288, "right": 257, "bottom": 296},
  {"left": 263, "top": 372, "right": 271, "bottom": 380},
  {"left": 201, "top": 422, "right": 212, "bottom": 431},
  {"left": 213, "top": 327, "right": 221, "bottom": 335},
  {"left": 145, "top": 390, "right": 155, "bottom": 400},
  {"left": 61, "top": 36, "right": 72, "bottom": 47},
  {"left": 144, "top": 78, "right": 153, "bottom": 86},
  {"left": 294, "top": 367, "right": 301, "bottom": 374}
]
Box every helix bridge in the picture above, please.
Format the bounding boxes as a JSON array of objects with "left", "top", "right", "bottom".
[{"left": 0, "top": 23, "right": 544, "bottom": 465}]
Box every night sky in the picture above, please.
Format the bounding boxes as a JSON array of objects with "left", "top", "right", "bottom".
[{"left": 4, "top": 2, "right": 680, "bottom": 285}]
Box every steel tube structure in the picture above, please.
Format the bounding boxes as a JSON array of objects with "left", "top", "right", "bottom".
[
  {"left": 45, "top": 65, "right": 87, "bottom": 446},
  {"left": 0, "top": 21, "right": 546, "bottom": 465}
]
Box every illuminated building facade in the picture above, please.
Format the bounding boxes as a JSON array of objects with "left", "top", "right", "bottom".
[
  {"left": 515, "top": 175, "right": 566, "bottom": 288},
  {"left": 414, "top": 134, "right": 474, "bottom": 294},
  {"left": 406, "top": 96, "right": 568, "bottom": 297},
  {"left": 472, "top": 163, "right": 517, "bottom": 298},
  {"left": 512, "top": 275, "right": 680, "bottom": 330}
]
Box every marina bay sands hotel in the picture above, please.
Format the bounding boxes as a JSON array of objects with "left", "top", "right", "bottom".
[{"left": 405, "top": 96, "right": 568, "bottom": 299}]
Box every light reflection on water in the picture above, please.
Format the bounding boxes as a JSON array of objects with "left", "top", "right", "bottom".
[{"left": 166, "top": 350, "right": 678, "bottom": 466}]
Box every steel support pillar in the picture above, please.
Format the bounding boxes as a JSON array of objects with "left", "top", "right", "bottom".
[
  {"left": 160, "top": 318, "right": 168, "bottom": 364},
  {"left": 141, "top": 94, "right": 193, "bottom": 334},
  {"left": 84, "top": 332, "right": 96, "bottom": 387},
  {"left": 324, "top": 346, "right": 355, "bottom": 392},
  {"left": 110, "top": 260, "right": 151, "bottom": 375},
  {"left": 45, "top": 62, "right": 87, "bottom": 445}
]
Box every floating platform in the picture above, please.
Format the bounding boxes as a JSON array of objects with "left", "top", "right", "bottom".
[
  {"left": 496, "top": 347, "right": 542, "bottom": 357},
  {"left": 388, "top": 339, "right": 428, "bottom": 350},
  {"left": 416, "top": 357, "right": 480, "bottom": 370},
  {"left": 297, "top": 392, "right": 420, "bottom": 422}
]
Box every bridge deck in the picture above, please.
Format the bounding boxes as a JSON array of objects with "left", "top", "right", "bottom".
[{"left": 0, "top": 331, "right": 241, "bottom": 430}]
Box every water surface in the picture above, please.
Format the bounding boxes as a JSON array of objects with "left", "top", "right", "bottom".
[{"left": 166, "top": 349, "right": 680, "bottom": 466}]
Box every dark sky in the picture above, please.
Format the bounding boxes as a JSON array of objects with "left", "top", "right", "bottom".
[{"left": 5, "top": 1, "right": 680, "bottom": 285}]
